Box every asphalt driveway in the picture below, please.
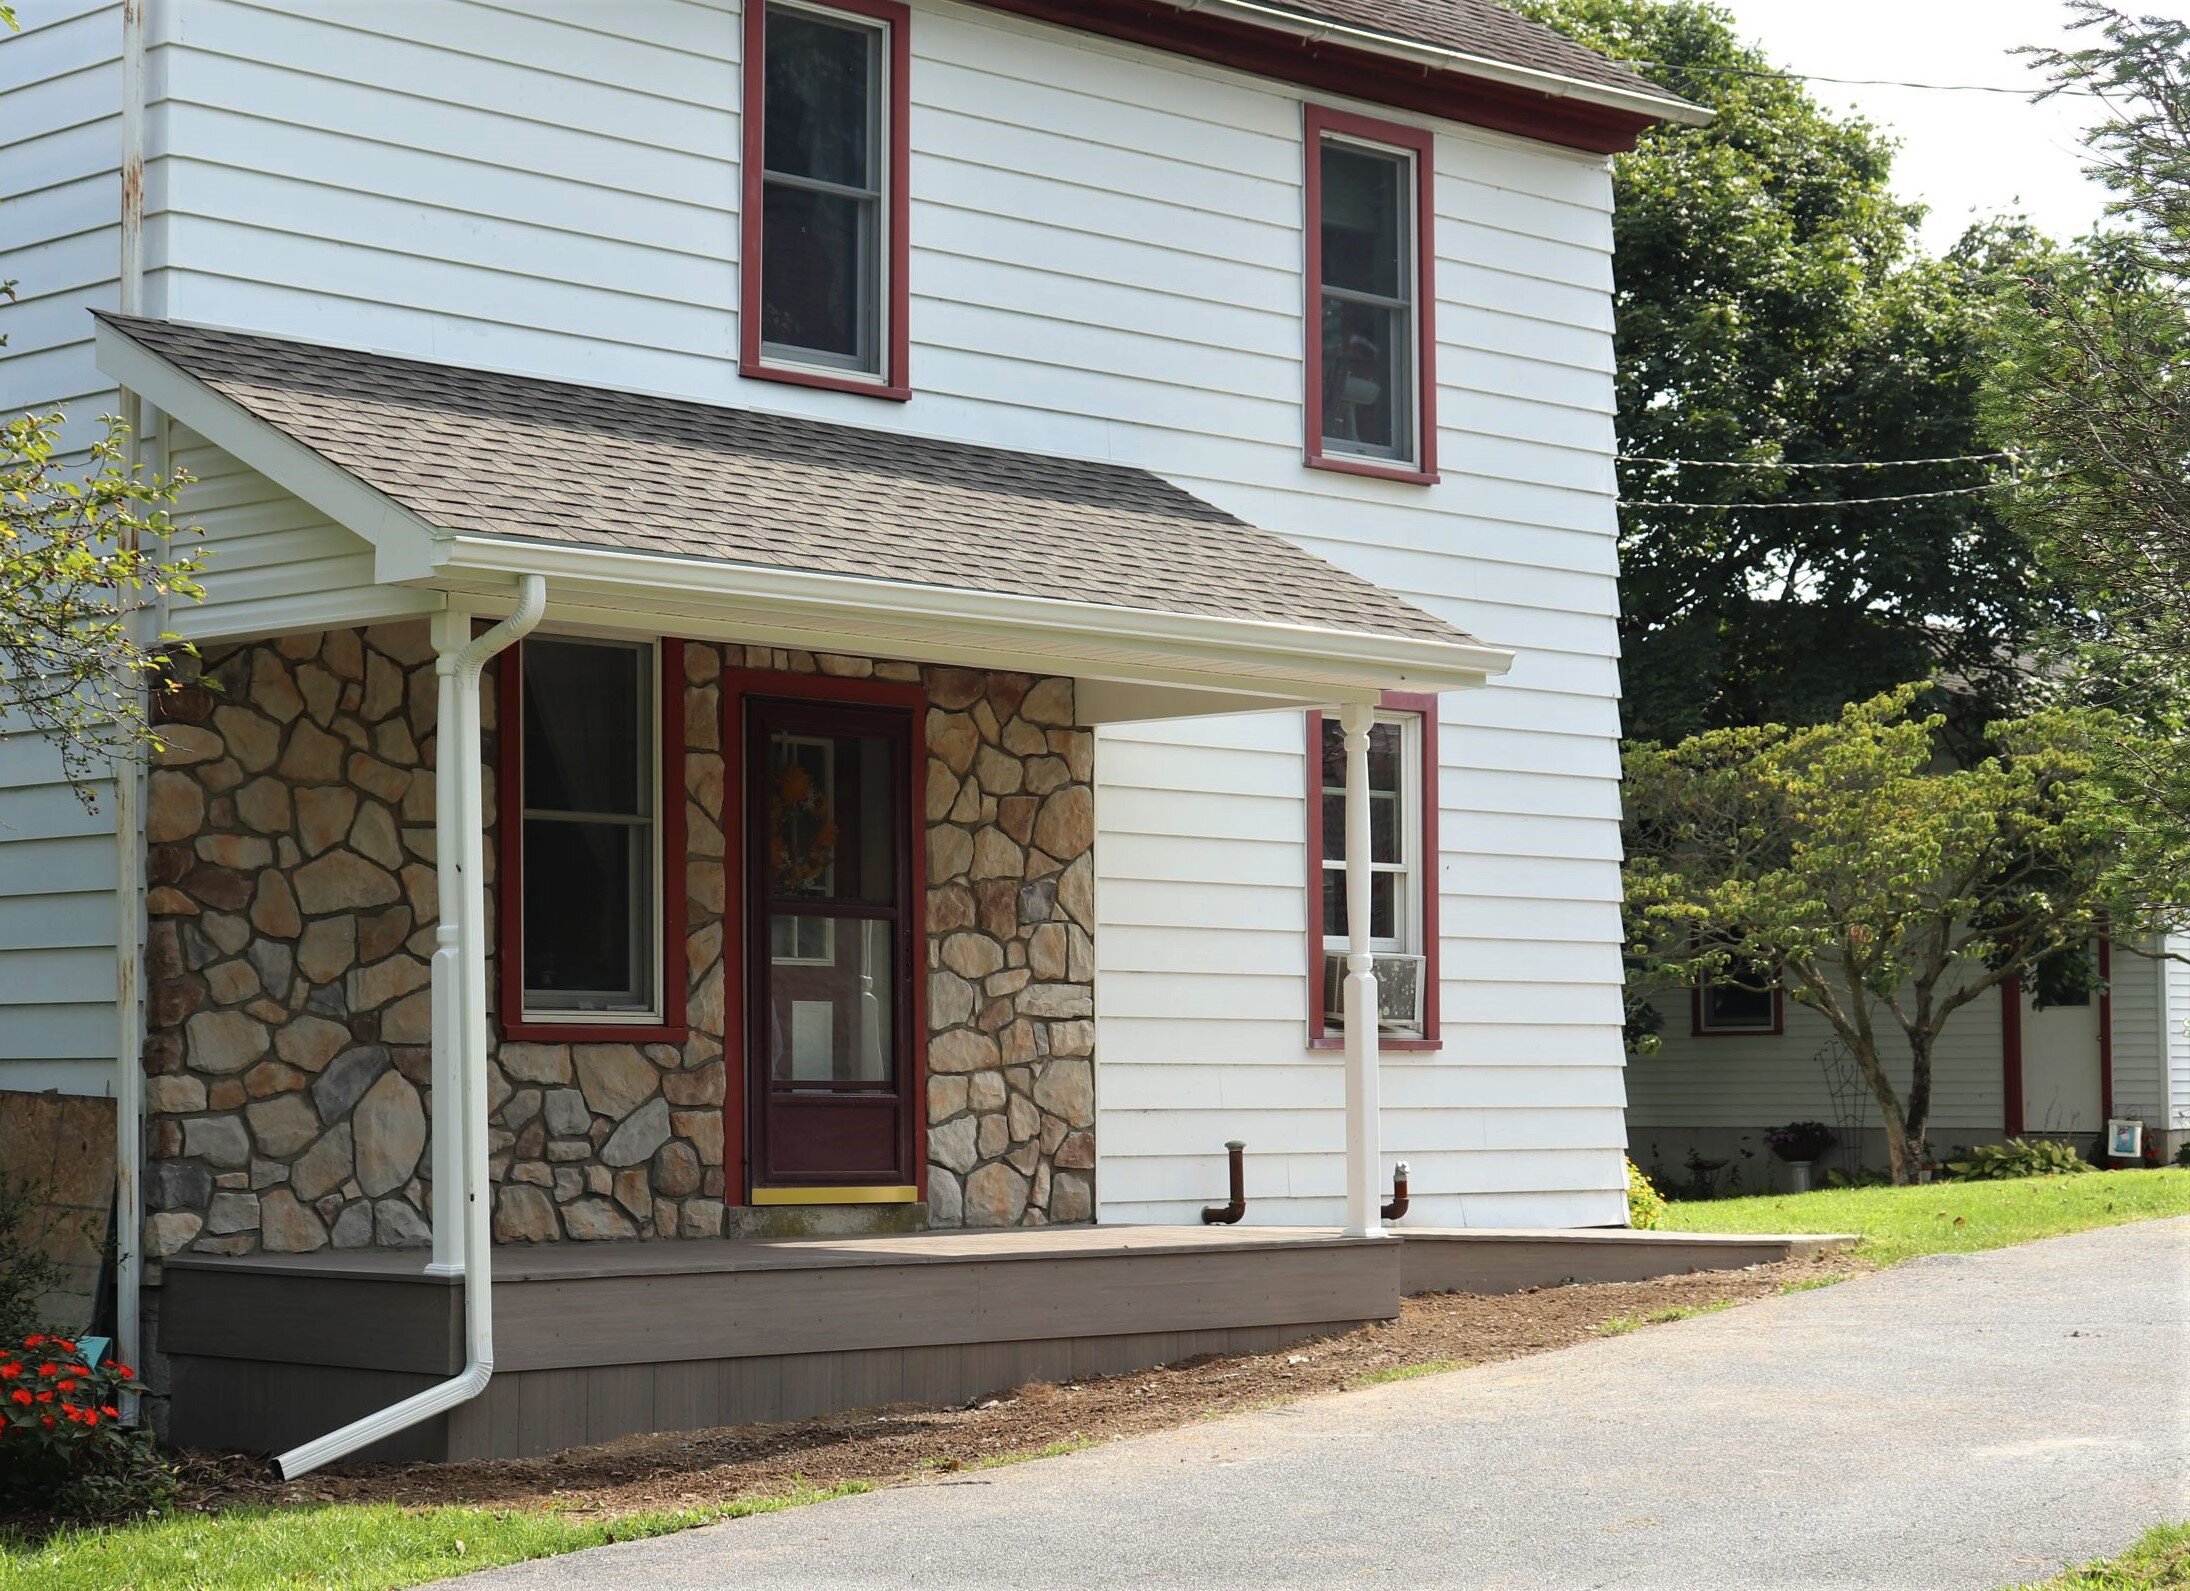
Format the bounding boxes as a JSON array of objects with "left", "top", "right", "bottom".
[{"left": 449, "top": 1217, "right": 2190, "bottom": 1590}]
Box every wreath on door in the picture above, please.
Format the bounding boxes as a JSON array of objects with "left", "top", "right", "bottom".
[{"left": 770, "top": 761, "right": 839, "bottom": 893}]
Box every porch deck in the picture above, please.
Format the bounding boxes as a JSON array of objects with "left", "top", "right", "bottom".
[{"left": 157, "top": 1223, "right": 1842, "bottom": 1463}]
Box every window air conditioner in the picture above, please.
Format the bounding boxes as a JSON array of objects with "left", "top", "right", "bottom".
[{"left": 1322, "top": 950, "right": 1426, "bottom": 1032}]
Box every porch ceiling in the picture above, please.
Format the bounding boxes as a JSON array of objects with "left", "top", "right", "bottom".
[{"left": 94, "top": 314, "right": 1513, "bottom": 707}]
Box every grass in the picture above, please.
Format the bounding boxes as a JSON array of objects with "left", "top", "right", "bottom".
[
  {"left": 0, "top": 1484, "right": 868, "bottom": 1591},
  {"left": 1594, "top": 1299, "right": 1738, "bottom": 1337},
  {"left": 923, "top": 1436, "right": 1100, "bottom": 1474},
  {"left": 1661, "top": 1167, "right": 2190, "bottom": 1266},
  {"left": 2018, "top": 1522, "right": 2190, "bottom": 1588},
  {"left": 1345, "top": 1357, "right": 1467, "bottom": 1389}
]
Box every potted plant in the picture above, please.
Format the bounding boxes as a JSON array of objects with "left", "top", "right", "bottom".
[{"left": 1765, "top": 1121, "right": 1836, "bottom": 1191}]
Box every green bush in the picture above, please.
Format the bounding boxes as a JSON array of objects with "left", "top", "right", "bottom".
[
  {"left": 1625, "top": 1158, "right": 1667, "bottom": 1229},
  {"left": 0, "top": 1333, "right": 174, "bottom": 1522},
  {"left": 1947, "top": 1138, "right": 2093, "bottom": 1181}
]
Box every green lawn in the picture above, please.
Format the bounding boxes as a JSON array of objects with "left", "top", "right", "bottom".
[
  {"left": 2019, "top": 1522, "right": 2190, "bottom": 1589},
  {"left": 1662, "top": 1167, "right": 2190, "bottom": 1265},
  {"left": 0, "top": 1487, "right": 865, "bottom": 1591}
]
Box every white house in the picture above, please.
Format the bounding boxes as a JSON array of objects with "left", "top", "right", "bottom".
[
  {"left": 0, "top": 0, "right": 1710, "bottom": 1462},
  {"left": 1628, "top": 941, "right": 2190, "bottom": 1189}
]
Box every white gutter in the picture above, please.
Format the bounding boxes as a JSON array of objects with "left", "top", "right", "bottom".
[
  {"left": 1168, "top": 0, "right": 1712, "bottom": 126},
  {"left": 274, "top": 575, "right": 546, "bottom": 1481},
  {"left": 435, "top": 535, "right": 1516, "bottom": 698},
  {"left": 111, "top": 0, "right": 151, "bottom": 1404}
]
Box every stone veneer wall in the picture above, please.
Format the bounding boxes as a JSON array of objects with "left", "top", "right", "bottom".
[{"left": 141, "top": 628, "right": 1095, "bottom": 1256}]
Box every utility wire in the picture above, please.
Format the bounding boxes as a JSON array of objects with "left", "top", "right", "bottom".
[
  {"left": 1619, "top": 450, "right": 2016, "bottom": 470},
  {"left": 1609, "top": 58, "right": 2098, "bottom": 97},
  {"left": 1625, "top": 478, "right": 2024, "bottom": 510}
]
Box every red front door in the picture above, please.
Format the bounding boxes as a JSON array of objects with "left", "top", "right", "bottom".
[{"left": 744, "top": 697, "right": 919, "bottom": 1190}]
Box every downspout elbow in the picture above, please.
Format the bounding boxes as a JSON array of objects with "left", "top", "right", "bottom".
[
  {"left": 1201, "top": 1140, "right": 1248, "bottom": 1225},
  {"left": 1381, "top": 1161, "right": 1410, "bottom": 1224}
]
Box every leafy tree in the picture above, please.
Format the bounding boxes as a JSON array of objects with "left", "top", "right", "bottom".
[
  {"left": 1623, "top": 688, "right": 2190, "bottom": 1184},
  {"left": 1988, "top": 4, "right": 2190, "bottom": 765},
  {"left": 1514, "top": 0, "right": 2067, "bottom": 745}
]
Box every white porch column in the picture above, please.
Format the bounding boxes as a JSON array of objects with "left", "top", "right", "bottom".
[
  {"left": 1338, "top": 702, "right": 1386, "bottom": 1239},
  {"left": 425, "top": 609, "right": 467, "bottom": 1275}
]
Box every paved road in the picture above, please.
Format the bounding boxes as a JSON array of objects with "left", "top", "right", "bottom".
[{"left": 451, "top": 1218, "right": 2190, "bottom": 1590}]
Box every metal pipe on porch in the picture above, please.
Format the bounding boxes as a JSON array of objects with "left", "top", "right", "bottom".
[
  {"left": 274, "top": 577, "right": 545, "bottom": 1480},
  {"left": 1338, "top": 702, "right": 1387, "bottom": 1239}
]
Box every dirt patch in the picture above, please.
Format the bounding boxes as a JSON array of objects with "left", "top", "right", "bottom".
[{"left": 172, "top": 1253, "right": 1861, "bottom": 1523}]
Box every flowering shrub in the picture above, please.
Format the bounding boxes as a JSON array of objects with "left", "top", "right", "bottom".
[
  {"left": 1625, "top": 1158, "right": 1666, "bottom": 1230},
  {"left": 1765, "top": 1122, "right": 1838, "bottom": 1161},
  {"left": 0, "top": 1334, "right": 173, "bottom": 1520}
]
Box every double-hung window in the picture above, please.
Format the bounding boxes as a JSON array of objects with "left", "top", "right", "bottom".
[
  {"left": 742, "top": 0, "right": 910, "bottom": 397},
  {"left": 1305, "top": 695, "right": 1441, "bottom": 1048},
  {"left": 1304, "top": 105, "right": 1437, "bottom": 481},
  {"left": 499, "top": 634, "right": 687, "bottom": 1040}
]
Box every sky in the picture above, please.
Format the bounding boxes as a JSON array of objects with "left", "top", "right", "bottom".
[{"left": 1713, "top": 0, "right": 2190, "bottom": 255}]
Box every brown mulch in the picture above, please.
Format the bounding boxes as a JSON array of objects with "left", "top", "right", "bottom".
[{"left": 172, "top": 1252, "right": 1863, "bottom": 1523}]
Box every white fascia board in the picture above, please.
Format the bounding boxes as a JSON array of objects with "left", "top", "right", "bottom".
[
  {"left": 1167, "top": 0, "right": 1712, "bottom": 126},
  {"left": 430, "top": 535, "right": 1514, "bottom": 700},
  {"left": 93, "top": 320, "right": 443, "bottom": 583},
  {"left": 166, "top": 585, "right": 446, "bottom": 647}
]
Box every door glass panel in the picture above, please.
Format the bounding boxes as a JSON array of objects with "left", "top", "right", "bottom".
[
  {"left": 768, "top": 918, "right": 894, "bottom": 1087},
  {"left": 766, "top": 729, "right": 895, "bottom": 903}
]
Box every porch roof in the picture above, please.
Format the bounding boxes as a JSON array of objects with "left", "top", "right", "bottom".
[{"left": 97, "top": 313, "right": 1513, "bottom": 707}]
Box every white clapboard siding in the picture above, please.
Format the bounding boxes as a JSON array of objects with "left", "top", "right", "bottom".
[
  {"left": 1628, "top": 974, "right": 2011, "bottom": 1151},
  {"left": 2164, "top": 934, "right": 2190, "bottom": 1133},
  {"left": 8, "top": 0, "right": 1643, "bottom": 1218},
  {"left": 0, "top": 0, "right": 125, "bottom": 1098},
  {"left": 2109, "top": 941, "right": 2166, "bottom": 1126},
  {"left": 163, "top": 425, "right": 433, "bottom": 638}
]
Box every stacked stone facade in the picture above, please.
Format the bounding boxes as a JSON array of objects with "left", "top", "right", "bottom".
[{"left": 140, "top": 626, "right": 1095, "bottom": 1256}]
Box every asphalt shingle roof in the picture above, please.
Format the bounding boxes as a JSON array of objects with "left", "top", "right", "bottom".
[
  {"left": 101, "top": 314, "right": 1478, "bottom": 650},
  {"left": 1253, "top": 0, "right": 1675, "bottom": 101}
]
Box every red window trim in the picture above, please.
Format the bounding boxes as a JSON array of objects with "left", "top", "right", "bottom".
[
  {"left": 740, "top": 0, "right": 914, "bottom": 401},
  {"left": 496, "top": 636, "right": 690, "bottom": 1045},
  {"left": 1304, "top": 691, "right": 1441, "bottom": 1053},
  {"left": 1302, "top": 103, "right": 1440, "bottom": 485},
  {"left": 720, "top": 668, "right": 930, "bottom": 1205},
  {"left": 1688, "top": 981, "right": 1784, "bottom": 1039}
]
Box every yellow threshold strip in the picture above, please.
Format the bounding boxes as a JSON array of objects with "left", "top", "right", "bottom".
[{"left": 749, "top": 1185, "right": 921, "bottom": 1206}]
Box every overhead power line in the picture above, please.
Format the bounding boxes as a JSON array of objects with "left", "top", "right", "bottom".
[
  {"left": 1625, "top": 478, "right": 2024, "bottom": 511},
  {"left": 1610, "top": 58, "right": 2099, "bottom": 97},
  {"left": 1619, "top": 450, "right": 2017, "bottom": 470}
]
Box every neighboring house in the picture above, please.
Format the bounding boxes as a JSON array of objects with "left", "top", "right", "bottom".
[
  {"left": 0, "top": 0, "right": 1705, "bottom": 1456},
  {"left": 1627, "top": 939, "right": 2190, "bottom": 1188}
]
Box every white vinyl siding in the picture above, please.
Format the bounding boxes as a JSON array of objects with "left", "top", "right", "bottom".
[
  {"left": 2108, "top": 940, "right": 2166, "bottom": 1130},
  {"left": 0, "top": 0, "right": 124, "bottom": 1099},
  {"left": 12, "top": 0, "right": 1635, "bottom": 1217}
]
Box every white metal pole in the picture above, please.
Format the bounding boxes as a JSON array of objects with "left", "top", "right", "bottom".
[{"left": 1338, "top": 702, "right": 1385, "bottom": 1238}]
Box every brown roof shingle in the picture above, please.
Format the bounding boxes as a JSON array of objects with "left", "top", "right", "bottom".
[
  {"left": 102, "top": 314, "right": 1477, "bottom": 649},
  {"left": 1246, "top": 0, "right": 1674, "bottom": 102}
]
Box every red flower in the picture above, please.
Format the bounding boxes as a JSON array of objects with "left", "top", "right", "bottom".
[
  {"left": 100, "top": 1405, "right": 119, "bottom": 1419},
  {"left": 24, "top": 1334, "right": 45, "bottom": 1349},
  {"left": 55, "top": 1338, "right": 75, "bottom": 1354},
  {"left": 36, "top": 1363, "right": 56, "bottom": 1377},
  {"left": 40, "top": 1416, "right": 53, "bottom": 1429},
  {"left": 9, "top": 1389, "right": 29, "bottom": 1406},
  {"left": 55, "top": 1379, "right": 76, "bottom": 1393},
  {"left": 0, "top": 1362, "right": 17, "bottom": 1378},
  {"left": 35, "top": 1391, "right": 53, "bottom": 1404}
]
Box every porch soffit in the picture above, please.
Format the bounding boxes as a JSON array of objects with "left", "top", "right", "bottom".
[{"left": 93, "top": 313, "right": 1514, "bottom": 703}]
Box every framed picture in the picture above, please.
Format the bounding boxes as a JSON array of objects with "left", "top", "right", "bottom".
[{"left": 2106, "top": 1119, "right": 2144, "bottom": 1161}]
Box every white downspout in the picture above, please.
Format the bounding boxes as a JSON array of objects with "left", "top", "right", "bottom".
[
  {"left": 274, "top": 576, "right": 545, "bottom": 1480},
  {"left": 1337, "top": 702, "right": 1387, "bottom": 1239},
  {"left": 112, "top": 0, "right": 151, "bottom": 1398}
]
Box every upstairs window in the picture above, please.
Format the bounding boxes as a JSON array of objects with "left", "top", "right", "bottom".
[
  {"left": 742, "top": 0, "right": 911, "bottom": 398},
  {"left": 1304, "top": 105, "right": 1437, "bottom": 482}
]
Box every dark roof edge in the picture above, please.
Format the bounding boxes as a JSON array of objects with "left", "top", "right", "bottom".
[{"left": 968, "top": 0, "right": 1707, "bottom": 155}]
